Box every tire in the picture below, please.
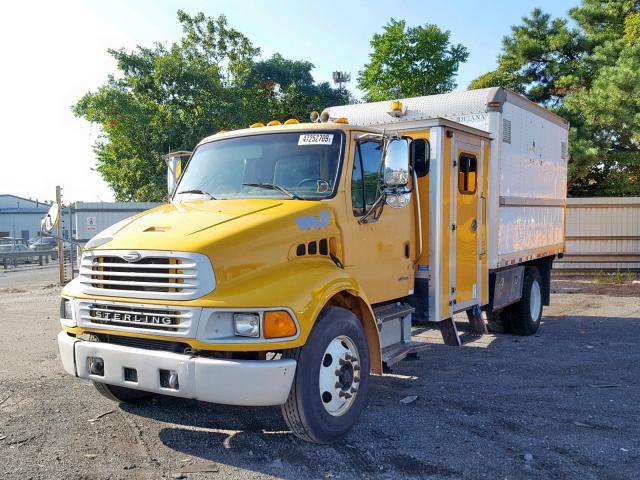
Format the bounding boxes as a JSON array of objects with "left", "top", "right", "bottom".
[
  {"left": 93, "top": 382, "right": 153, "bottom": 403},
  {"left": 281, "top": 307, "right": 370, "bottom": 444},
  {"left": 486, "top": 309, "right": 508, "bottom": 333},
  {"left": 503, "top": 267, "right": 543, "bottom": 335}
]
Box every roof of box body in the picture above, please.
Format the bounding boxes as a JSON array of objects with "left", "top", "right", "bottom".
[{"left": 325, "top": 87, "right": 569, "bottom": 130}]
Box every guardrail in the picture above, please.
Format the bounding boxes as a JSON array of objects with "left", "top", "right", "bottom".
[{"left": 1, "top": 250, "right": 58, "bottom": 269}]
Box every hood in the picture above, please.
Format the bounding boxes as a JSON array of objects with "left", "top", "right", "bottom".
[{"left": 92, "top": 198, "right": 327, "bottom": 252}]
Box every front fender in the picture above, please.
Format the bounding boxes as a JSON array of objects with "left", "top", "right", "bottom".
[{"left": 210, "top": 258, "right": 377, "bottom": 347}]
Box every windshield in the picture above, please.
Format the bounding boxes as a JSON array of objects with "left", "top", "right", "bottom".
[{"left": 176, "top": 131, "right": 344, "bottom": 200}]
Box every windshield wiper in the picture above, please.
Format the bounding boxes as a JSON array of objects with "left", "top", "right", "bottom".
[
  {"left": 242, "top": 183, "right": 303, "bottom": 200},
  {"left": 176, "top": 189, "right": 216, "bottom": 199}
]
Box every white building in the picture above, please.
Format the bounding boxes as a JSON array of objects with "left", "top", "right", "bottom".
[
  {"left": 73, "top": 202, "right": 159, "bottom": 241},
  {"left": 0, "top": 194, "right": 50, "bottom": 241},
  {"left": 0, "top": 194, "right": 159, "bottom": 243}
]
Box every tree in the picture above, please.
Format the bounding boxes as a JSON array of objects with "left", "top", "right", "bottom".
[
  {"left": 74, "top": 11, "right": 348, "bottom": 201},
  {"left": 469, "top": 0, "right": 640, "bottom": 196},
  {"left": 249, "top": 53, "right": 349, "bottom": 121},
  {"left": 562, "top": 42, "right": 640, "bottom": 195},
  {"left": 468, "top": 8, "right": 586, "bottom": 106},
  {"left": 358, "top": 19, "right": 468, "bottom": 102}
]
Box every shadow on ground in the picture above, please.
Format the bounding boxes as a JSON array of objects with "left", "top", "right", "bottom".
[{"left": 117, "top": 313, "right": 640, "bottom": 479}]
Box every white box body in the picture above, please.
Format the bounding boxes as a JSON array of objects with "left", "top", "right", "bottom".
[{"left": 327, "top": 87, "right": 569, "bottom": 269}]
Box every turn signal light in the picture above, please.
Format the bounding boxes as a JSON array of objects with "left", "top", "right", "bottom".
[{"left": 264, "top": 311, "right": 297, "bottom": 338}]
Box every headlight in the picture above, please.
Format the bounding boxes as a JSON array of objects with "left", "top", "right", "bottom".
[
  {"left": 60, "top": 298, "right": 73, "bottom": 320},
  {"left": 233, "top": 313, "right": 260, "bottom": 338}
]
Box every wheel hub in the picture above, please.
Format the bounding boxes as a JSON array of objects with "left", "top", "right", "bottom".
[
  {"left": 338, "top": 364, "right": 354, "bottom": 390},
  {"left": 319, "top": 335, "right": 361, "bottom": 416},
  {"left": 530, "top": 279, "right": 542, "bottom": 321}
]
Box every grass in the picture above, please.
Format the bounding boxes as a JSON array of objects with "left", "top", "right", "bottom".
[{"left": 592, "top": 270, "right": 638, "bottom": 284}]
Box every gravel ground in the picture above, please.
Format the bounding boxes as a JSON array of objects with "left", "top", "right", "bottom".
[{"left": 1, "top": 267, "right": 639, "bottom": 479}]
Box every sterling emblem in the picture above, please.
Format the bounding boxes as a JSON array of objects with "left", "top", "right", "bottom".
[{"left": 122, "top": 251, "right": 142, "bottom": 262}]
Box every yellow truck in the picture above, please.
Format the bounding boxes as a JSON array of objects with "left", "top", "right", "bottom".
[{"left": 52, "top": 87, "right": 568, "bottom": 443}]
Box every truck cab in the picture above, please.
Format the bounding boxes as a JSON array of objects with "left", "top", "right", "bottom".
[{"left": 55, "top": 89, "right": 567, "bottom": 444}]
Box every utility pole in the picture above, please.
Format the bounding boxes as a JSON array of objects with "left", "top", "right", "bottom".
[{"left": 56, "top": 186, "right": 64, "bottom": 285}]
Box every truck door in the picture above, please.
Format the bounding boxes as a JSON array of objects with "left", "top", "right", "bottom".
[
  {"left": 345, "top": 137, "right": 414, "bottom": 304},
  {"left": 455, "top": 143, "right": 481, "bottom": 307}
]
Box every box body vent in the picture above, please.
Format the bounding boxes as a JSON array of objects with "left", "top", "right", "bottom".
[{"left": 502, "top": 119, "right": 512, "bottom": 144}]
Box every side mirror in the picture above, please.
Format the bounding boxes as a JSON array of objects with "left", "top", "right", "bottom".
[
  {"left": 41, "top": 203, "right": 61, "bottom": 234},
  {"left": 383, "top": 138, "right": 410, "bottom": 188},
  {"left": 411, "top": 138, "right": 430, "bottom": 177},
  {"left": 163, "top": 151, "right": 191, "bottom": 199}
]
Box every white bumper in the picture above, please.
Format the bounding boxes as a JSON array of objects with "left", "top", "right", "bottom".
[{"left": 57, "top": 332, "right": 296, "bottom": 406}]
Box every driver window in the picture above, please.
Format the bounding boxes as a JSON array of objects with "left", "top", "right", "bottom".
[{"left": 352, "top": 141, "right": 383, "bottom": 216}]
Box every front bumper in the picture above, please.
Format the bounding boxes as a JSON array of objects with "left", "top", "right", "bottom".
[{"left": 57, "top": 331, "right": 296, "bottom": 406}]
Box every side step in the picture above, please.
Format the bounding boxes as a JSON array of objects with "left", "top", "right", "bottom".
[{"left": 373, "top": 303, "right": 429, "bottom": 367}]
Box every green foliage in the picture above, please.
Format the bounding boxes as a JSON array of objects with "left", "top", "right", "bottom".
[
  {"left": 624, "top": 11, "right": 640, "bottom": 42},
  {"left": 562, "top": 42, "right": 640, "bottom": 195},
  {"left": 470, "top": 0, "right": 640, "bottom": 196},
  {"left": 250, "top": 54, "right": 350, "bottom": 121},
  {"left": 468, "top": 8, "right": 586, "bottom": 106},
  {"left": 592, "top": 270, "right": 637, "bottom": 284},
  {"left": 73, "top": 11, "right": 348, "bottom": 201},
  {"left": 358, "top": 19, "right": 468, "bottom": 102}
]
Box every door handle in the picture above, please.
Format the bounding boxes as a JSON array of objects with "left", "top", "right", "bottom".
[{"left": 471, "top": 219, "right": 477, "bottom": 232}]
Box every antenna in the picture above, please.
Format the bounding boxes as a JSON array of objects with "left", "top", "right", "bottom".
[{"left": 332, "top": 71, "right": 351, "bottom": 90}]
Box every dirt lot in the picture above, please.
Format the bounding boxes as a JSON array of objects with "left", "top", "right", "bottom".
[{"left": 1, "top": 267, "right": 639, "bottom": 479}]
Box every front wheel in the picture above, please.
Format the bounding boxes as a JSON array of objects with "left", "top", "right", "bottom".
[{"left": 281, "top": 307, "right": 370, "bottom": 444}]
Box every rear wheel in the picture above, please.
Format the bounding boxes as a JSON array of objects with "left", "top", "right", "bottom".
[
  {"left": 503, "top": 267, "right": 543, "bottom": 335},
  {"left": 281, "top": 307, "right": 370, "bottom": 444},
  {"left": 93, "top": 382, "right": 153, "bottom": 403}
]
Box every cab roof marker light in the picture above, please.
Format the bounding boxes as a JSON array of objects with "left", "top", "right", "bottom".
[
  {"left": 388, "top": 100, "right": 406, "bottom": 118},
  {"left": 250, "top": 122, "right": 265, "bottom": 128},
  {"left": 267, "top": 120, "right": 282, "bottom": 126},
  {"left": 284, "top": 118, "right": 300, "bottom": 125},
  {"left": 333, "top": 117, "right": 348, "bottom": 124}
]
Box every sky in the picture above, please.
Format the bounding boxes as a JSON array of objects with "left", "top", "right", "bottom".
[{"left": 0, "top": 0, "right": 579, "bottom": 204}]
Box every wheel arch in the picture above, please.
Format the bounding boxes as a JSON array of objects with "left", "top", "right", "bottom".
[
  {"left": 523, "top": 255, "right": 554, "bottom": 306},
  {"left": 323, "top": 290, "right": 382, "bottom": 375}
]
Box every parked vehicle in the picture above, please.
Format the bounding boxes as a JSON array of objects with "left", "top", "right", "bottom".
[
  {"left": 0, "top": 237, "right": 36, "bottom": 263},
  {"left": 29, "top": 236, "right": 58, "bottom": 251},
  {"left": 54, "top": 87, "right": 568, "bottom": 443}
]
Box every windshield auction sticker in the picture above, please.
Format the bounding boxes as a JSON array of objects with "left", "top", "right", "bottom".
[{"left": 298, "top": 134, "right": 334, "bottom": 145}]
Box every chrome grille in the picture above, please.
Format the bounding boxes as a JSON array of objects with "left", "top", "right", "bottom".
[
  {"left": 78, "top": 301, "right": 194, "bottom": 335},
  {"left": 78, "top": 250, "right": 215, "bottom": 301},
  {"left": 81, "top": 256, "right": 194, "bottom": 292}
]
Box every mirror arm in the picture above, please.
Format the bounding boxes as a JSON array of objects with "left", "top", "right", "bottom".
[
  {"left": 412, "top": 168, "right": 423, "bottom": 266},
  {"left": 357, "top": 193, "right": 386, "bottom": 225}
]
